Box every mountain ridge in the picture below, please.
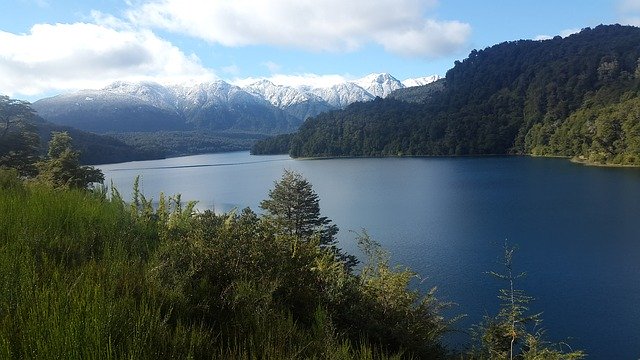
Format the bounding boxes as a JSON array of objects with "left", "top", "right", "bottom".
[{"left": 32, "top": 73, "right": 440, "bottom": 135}]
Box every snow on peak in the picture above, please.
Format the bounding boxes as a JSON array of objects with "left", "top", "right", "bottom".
[
  {"left": 44, "top": 72, "right": 442, "bottom": 121},
  {"left": 244, "top": 80, "right": 313, "bottom": 108},
  {"left": 238, "top": 72, "right": 440, "bottom": 109},
  {"left": 401, "top": 75, "right": 441, "bottom": 88},
  {"left": 311, "top": 82, "right": 374, "bottom": 108},
  {"left": 172, "top": 80, "right": 262, "bottom": 108},
  {"left": 102, "top": 81, "right": 177, "bottom": 109},
  {"left": 354, "top": 73, "right": 404, "bottom": 98}
]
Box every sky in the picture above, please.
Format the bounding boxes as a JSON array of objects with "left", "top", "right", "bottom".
[{"left": 0, "top": 0, "right": 639, "bottom": 100}]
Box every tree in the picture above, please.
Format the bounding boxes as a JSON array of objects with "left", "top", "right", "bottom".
[
  {"left": 260, "top": 170, "right": 356, "bottom": 268},
  {"left": 260, "top": 170, "right": 338, "bottom": 245},
  {"left": 470, "top": 242, "right": 585, "bottom": 360},
  {"left": 0, "top": 96, "right": 40, "bottom": 176},
  {"left": 37, "top": 131, "right": 104, "bottom": 189}
]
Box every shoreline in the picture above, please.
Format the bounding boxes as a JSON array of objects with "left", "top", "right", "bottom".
[
  {"left": 103, "top": 150, "right": 640, "bottom": 169},
  {"left": 289, "top": 153, "right": 640, "bottom": 168},
  {"left": 568, "top": 156, "right": 640, "bottom": 168}
]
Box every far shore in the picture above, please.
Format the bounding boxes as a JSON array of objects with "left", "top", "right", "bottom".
[{"left": 261, "top": 152, "right": 640, "bottom": 169}]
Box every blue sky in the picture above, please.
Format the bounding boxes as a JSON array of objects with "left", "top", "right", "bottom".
[{"left": 0, "top": 0, "right": 638, "bottom": 100}]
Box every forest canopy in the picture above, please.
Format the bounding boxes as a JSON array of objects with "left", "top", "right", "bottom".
[{"left": 253, "top": 25, "right": 640, "bottom": 166}]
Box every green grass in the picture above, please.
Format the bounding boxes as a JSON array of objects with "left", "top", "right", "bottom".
[
  {"left": 0, "top": 183, "right": 170, "bottom": 359},
  {"left": 0, "top": 177, "right": 412, "bottom": 359}
]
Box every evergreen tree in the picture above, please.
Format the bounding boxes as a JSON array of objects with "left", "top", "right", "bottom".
[
  {"left": 37, "top": 131, "right": 104, "bottom": 189},
  {"left": 260, "top": 170, "right": 337, "bottom": 244},
  {"left": 260, "top": 170, "right": 357, "bottom": 267}
]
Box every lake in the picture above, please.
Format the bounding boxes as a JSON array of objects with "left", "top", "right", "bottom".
[{"left": 98, "top": 151, "right": 640, "bottom": 359}]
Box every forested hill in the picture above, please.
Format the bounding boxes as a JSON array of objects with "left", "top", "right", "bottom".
[
  {"left": 0, "top": 96, "right": 156, "bottom": 165},
  {"left": 253, "top": 24, "right": 640, "bottom": 166}
]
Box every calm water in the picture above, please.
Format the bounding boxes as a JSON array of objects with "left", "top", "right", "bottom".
[{"left": 99, "top": 151, "right": 640, "bottom": 359}]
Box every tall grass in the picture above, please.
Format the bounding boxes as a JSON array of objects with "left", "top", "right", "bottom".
[
  {"left": 0, "top": 182, "right": 175, "bottom": 359},
  {"left": 0, "top": 175, "right": 410, "bottom": 359}
]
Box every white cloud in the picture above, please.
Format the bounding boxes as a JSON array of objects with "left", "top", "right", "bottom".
[
  {"left": 126, "top": 0, "right": 470, "bottom": 58},
  {"left": 0, "top": 22, "right": 216, "bottom": 98},
  {"left": 374, "top": 20, "right": 471, "bottom": 58},
  {"left": 232, "top": 73, "right": 350, "bottom": 89},
  {"left": 560, "top": 28, "right": 581, "bottom": 37},
  {"left": 624, "top": 16, "right": 640, "bottom": 25}
]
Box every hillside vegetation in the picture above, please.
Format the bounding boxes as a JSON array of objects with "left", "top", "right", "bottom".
[
  {"left": 253, "top": 25, "right": 640, "bottom": 166},
  {"left": 2, "top": 120, "right": 584, "bottom": 358}
]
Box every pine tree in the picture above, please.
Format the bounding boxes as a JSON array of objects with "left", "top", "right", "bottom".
[
  {"left": 260, "top": 170, "right": 337, "bottom": 245},
  {"left": 260, "top": 170, "right": 356, "bottom": 268}
]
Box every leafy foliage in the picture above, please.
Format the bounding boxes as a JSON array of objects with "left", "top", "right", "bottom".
[
  {"left": 36, "top": 131, "right": 104, "bottom": 189},
  {"left": 344, "top": 232, "right": 452, "bottom": 358},
  {"left": 261, "top": 170, "right": 337, "bottom": 244},
  {"left": 0, "top": 169, "right": 459, "bottom": 359},
  {"left": 254, "top": 25, "right": 640, "bottom": 166}
]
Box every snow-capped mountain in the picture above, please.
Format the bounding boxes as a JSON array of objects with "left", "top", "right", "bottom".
[
  {"left": 242, "top": 72, "right": 439, "bottom": 110},
  {"left": 401, "top": 75, "right": 441, "bottom": 88},
  {"left": 103, "top": 81, "right": 178, "bottom": 110},
  {"left": 242, "top": 80, "right": 335, "bottom": 120},
  {"left": 244, "top": 80, "right": 317, "bottom": 108},
  {"left": 354, "top": 73, "right": 405, "bottom": 98},
  {"left": 172, "top": 81, "right": 269, "bottom": 109},
  {"left": 32, "top": 73, "right": 440, "bottom": 134},
  {"left": 32, "top": 80, "right": 301, "bottom": 134},
  {"left": 310, "top": 82, "right": 375, "bottom": 108},
  {"left": 242, "top": 72, "right": 438, "bottom": 112}
]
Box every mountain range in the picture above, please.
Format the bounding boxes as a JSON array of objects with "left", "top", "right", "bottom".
[{"left": 32, "top": 73, "right": 440, "bottom": 135}]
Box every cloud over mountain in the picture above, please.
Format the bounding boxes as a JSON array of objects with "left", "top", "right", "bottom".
[
  {"left": 0, "top": 22, "right": 215, "bottom": 97},
  {"left": 126, "top": 0, "right": 471, "bottom": 57}
]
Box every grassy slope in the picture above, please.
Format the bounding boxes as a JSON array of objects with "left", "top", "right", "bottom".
[{"left": 0, "top": 176, "right": 411, "bottom": 359}]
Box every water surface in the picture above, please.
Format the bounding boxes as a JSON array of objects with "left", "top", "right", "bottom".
[{"left": 99, "top": 152, "right": 640, "bottom": 359}]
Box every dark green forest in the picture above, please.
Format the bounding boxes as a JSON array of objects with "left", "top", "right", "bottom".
[
  {"left": 253, "top": 25, "right": 640, "bottom": 166},
  {"left": 110, "top": 131, "right": 267, "bottom": 159}
]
